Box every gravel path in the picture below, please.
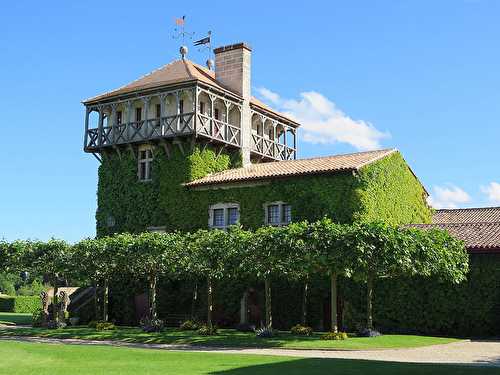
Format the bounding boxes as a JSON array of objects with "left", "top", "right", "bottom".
[{"left": 1, "top": 335, "right": 499, "bottom": 367}]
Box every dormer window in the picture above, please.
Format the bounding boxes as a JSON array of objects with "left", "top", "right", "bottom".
[
  {"left": 138, "top": 145, "right": 153, "bottom": 182},
  {"left": 264, "top": 202, "right": 292, "bottom": 226},
  {"left": 209, "top": 203, "right": 240, "bottom": 229}
]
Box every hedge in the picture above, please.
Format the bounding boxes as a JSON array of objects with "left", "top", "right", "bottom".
[{"left": 0, "top": 295, "right": 39, "bottom": 313}]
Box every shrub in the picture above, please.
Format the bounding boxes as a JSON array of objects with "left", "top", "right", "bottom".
[
  {"left": 96, "top": 321, "right": 116, "bottom": 331},
  {"left": 17, "top": 280, "right": 46, "bottom": 296},
  {"left": 290, "top": 324, "right": 313, "bottom": 336},
  {"left": 255, "top": 327, "right": 274, "bottom": 338},
  {"left": 32, "top": 308, "right": 44, "bottom": 327},
  {"left": 140, "top": 317, "right": 164, "bottom": 333},
  {"left": 320, "top": 331, "right": 348, "bottom": 340},
  {"left": 47, "top": 320, "right": 67, "bottom": 329},
  {"left": 88, "top": 320, "right": 116, "bottom": 330},
  {"left": 197, "top": 324, "right": 217, "bottom": 336},
  {"left": 179, "top": 320, "right": 200, "bottom": 331},
  {"left": 0, "top": 295, "right": 39, "bottom": 313}
]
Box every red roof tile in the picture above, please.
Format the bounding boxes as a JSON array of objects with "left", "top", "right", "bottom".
[
  {"left": 412, "top": 222, "right": 500, "bottom": 253},
  {"left": 433, "top": 207, "right": 500, "bottom": 224},
  {"left": 185, "top": 149, "right": 397, "bottom": 187}
]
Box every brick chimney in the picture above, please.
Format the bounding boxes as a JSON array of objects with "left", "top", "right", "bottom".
[
  {"left": 214, "top": 43, "right": 252, "bottom": 166},
  {"left": 214, "top": 43, "right": 252, "bottom": 99}
]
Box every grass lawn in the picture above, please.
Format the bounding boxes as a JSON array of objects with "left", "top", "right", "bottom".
[
  {"left": 0, "top": 312, "right": 32, "bottom": 326},
  {"left": 0, "top": 340, "right": 495, "bottom": 375},
  {"left": 0, "top": 326, "right": 460, "bottom": 350}
]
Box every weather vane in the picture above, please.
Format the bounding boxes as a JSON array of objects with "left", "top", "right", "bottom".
[
  {"left": 194, "top": 31, "right": 213, "bottom": 69},
  {"left": 173, "top": 15, "right": 194, "bottom": 59}
]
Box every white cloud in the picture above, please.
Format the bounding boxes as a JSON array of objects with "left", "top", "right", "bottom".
[
  {"left": 427, "top": 185, "right": 471, "bottom": 209},
  {"left": 255, "top": 87, "right": 389, "bottom": 151},
  {"left": 481, "top": 182, "right": 500, "bottom": 204}
]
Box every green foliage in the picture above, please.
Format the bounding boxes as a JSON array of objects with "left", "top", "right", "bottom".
[
  {"left": 197, "top": 324, "right": 218, "bottom": 336},
  {"left": 32, "top": 308, "right": 44, "bottom": 327},
  {"left": 0, "top": 273, "right": 17, "bottom": 296},
  {"left": 179, "top": 320, "right": 200, "bottom": 331},
  {"left": 17, "top": 279, "right": 46, "bottom": 296},
  {"left": 321, "top": 331, "right": 348, "bottom": 340},
  {"left": 290, "top": 324, "right": 313, "bottom": 336},
  {"left": 0, "top": 295, "right": 39, "bottom": 313},
  {"left": 88, "top": 321, "right": 116, "bottom": 331},
  {"left": 355, "top": 152, "right": 432, "bottom": 224}
]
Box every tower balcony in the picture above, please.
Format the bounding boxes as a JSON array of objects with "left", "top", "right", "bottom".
[{"left": 83, "top": 85, "right": 297, "bottom": 161}]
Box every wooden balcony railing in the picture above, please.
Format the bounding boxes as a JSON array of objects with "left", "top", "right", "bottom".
[
  {"left": 85, "top": 112, "right": 196, "bottom": 150},
  {"left": 196, "top": 113, "right": 241, "bottom": 147},
  {"left": 85, "top": 112, "right": 244, "bottom": 151},
  {"left": 251, "top": 134, "right": 296, "bottom": 161}
]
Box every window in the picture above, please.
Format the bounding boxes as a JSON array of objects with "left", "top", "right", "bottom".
[
  {"left": 116, "top": 111, "right": 122, "bottom": 125},
  {"left": 214, "top": 108, "right": 219, "bottom": 120},
  {"left": 179, "top": 99, "right": 184, "bottom": 114},
  {"left": 267, "top": 204, "right": 280, "bottom": 225},
  {"left": 200, "top": 102, "right": 205, "bottom": 114},
  {"left": 136, "top": 107, "right": 142, "bottom": 122},
  {"left": 208, "top": 203, "right": 240, "bottom": 229},
  {"left": 268, "top": 128, "right": 274, "bottom": 139},
  {"left": 264, "top": 202, "right": 292, "bottom": 226},
  {"left": 138, "top": 146, "right": 153, "bottom": 181}
]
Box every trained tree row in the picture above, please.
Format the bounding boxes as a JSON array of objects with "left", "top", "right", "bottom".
[{"left": 0, "top": 219, "right": 469, "bottom": 333}]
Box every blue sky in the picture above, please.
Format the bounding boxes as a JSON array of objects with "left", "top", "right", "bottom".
[{"left": 1, "top": 1, "right": 499, "bottom": 242}]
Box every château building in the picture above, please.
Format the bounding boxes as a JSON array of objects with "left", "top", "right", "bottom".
[
  {"left": 82, "top": 42, "right": 431, "bottom": 236},
  {"left": 82, "top": 40, "right": 500, "bottom": 334}
]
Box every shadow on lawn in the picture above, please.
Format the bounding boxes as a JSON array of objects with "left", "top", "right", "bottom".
[{"left": 208, "top": 358, "right": 500, "bottom": 375}]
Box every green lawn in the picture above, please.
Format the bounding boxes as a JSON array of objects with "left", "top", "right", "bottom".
[
  {"left": 0, "top": 312, "right": 32, "bottom": 326},
  {"left": 0, "top": 326, "right": 460, "bottom": 350},
  {"left": 0, "top": 340, "right": 495, "bottom": 375}
]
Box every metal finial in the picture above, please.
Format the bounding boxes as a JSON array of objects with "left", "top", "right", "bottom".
[
  {"left": 206, "top": 58, "right": 214, "bottom": 70},
  {"left": 180, "top": 45, "right": 188, "bottom": 60}
]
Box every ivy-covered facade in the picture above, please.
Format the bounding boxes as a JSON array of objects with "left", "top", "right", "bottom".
[{"left": 96, "top": 143, "right": 432, "bottom": 237}]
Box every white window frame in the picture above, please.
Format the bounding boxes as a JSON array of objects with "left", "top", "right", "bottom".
[
  {"left": 138, "top": 145, "right": 153, "bottom": 182},
  {"left": 208, "top": 203, "right": 240, "bottom": 229},
  {"left": 263, "top": 201, "right": 292, "bottom": 226}
]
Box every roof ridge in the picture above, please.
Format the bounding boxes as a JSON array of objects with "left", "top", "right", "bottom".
[{"left": 435, "top": 206, "right": 500, "bottom": 212}]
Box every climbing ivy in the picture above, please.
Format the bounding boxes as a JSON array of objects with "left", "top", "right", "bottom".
[{"left": 96, "top": 145, "right": 431, "bottom": 236}]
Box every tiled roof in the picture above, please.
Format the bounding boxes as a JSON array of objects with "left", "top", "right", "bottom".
[
  {"left": 185, "top": 149, "right": 397, "bottom": 187},
  {"left": 83, "top": 59, "right": 228, "bottom": 104},
  {"left": 433, "top": 207, "right": 500, "bottom": 224},
  {"left": 412, "top": 222, "right": 500, "bottom": 253},
  {"left": 82, "top": 59, "right": 298, "bottom": 124}
]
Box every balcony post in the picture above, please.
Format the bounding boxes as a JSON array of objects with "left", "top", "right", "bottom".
[
  {"left": 97, "top": 105, "right": 104, "bottom": 147},
  {"left": 84, "top": 107, "right": 90, "bottom": 149},
  {"left": 159, "top": 94, "right": 166, "bottom": 136},
  {"left": 283, "top": 125, "right": 288, "bottom": 160},
  {"left": 143, "top": 96, "right": 150, "bottom": 139},
  {"left": 193, "top": 86, "right": 198, "bottom": 136},
  {"left": 224, "top": 101, "right": 230, "bottom": 141},
  {"left": 293, "top": 130, "right": 297, "bottom": 159},
  {"left": 111, "top": 103, "right": 117, "bottom": 143},
  {"left": 176, "top": 91, "right": 180, "bottom": 132},
  {"left": 126, "top": 100, "right": 133, "bottom": 142}
]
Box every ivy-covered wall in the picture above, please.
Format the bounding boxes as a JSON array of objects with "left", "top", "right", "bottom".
[{"left": 96, "top": 144, "right": 431, "bottom": 236}]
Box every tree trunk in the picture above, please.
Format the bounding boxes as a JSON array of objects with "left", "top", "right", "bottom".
[
  {"left": 301, "top": 279, "right": 309, "bottom": 326},
  {"left": 330, "top": 272, "right": 338, "bottom": 333},
  {"left": 264, "top": 277, "right": 272, "bottom": 329},
  {"left": 191, "top": 281, "right": 198, "bottom": 320},
  {"left": 53, "top": 276, "right": 59, "bottom": 323},
  {"left": 103, "top": 278, "right": 109, "bottom": 322},
  {"left": 207, "top": 277, "right": 213, "bottom": 329},
  {"left": 93, "top": 281, "right": 99, "bottom": 320},
  {"left": 149, "top": 275, "right": 157, "bottom": 320},
  {"left": 366, "top": 274, "right": 374, "bottom": 330}
]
